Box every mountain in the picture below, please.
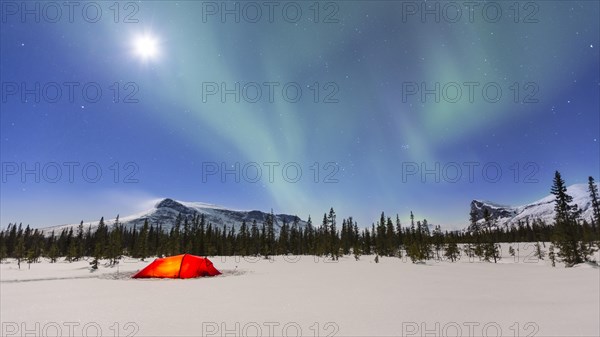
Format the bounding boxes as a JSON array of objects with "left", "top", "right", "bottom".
[
  {"left": 468, "top": 184, "right": 595, "bottom": 230},
  {"left": 41, "top": 198, "right": 307, "bottom": 235}
]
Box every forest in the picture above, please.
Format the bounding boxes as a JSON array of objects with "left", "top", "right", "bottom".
[{"left": 1, "top": 171, "right": 598, "bottom": 268}]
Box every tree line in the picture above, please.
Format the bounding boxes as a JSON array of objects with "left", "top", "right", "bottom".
[{"left": 1, "top": 173, "right": 598, "bottom": 268}]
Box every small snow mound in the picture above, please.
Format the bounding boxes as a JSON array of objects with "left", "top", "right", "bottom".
[
  {"left": 219, "top": 269, "right": 249, "bottom": 277},
  {"left": 572, "top": 261, "right": 600, "bottom": 269},
  {"left": 98, "top": 271, "right": 137, "bottom": 280}
]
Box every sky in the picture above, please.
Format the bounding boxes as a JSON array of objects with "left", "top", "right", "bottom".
[{"left": 1, "top": 0, "right": 598, "bottom": 230}]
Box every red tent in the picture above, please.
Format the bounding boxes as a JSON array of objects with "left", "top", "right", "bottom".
[{"left": 132, "top": 254, "right": 221, "bottom": 279}]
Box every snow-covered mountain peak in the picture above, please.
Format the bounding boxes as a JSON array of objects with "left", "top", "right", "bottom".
[
  {"left": 468, "top": 184, "right": 594, "bottom": 230},
  {"left": 41, "top": 198, "right": 306, "bottom": 235}
]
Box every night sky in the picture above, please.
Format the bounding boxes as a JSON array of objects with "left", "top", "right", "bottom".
[{"left": 1, "top": 1, "right": 598, "bottom": 229}]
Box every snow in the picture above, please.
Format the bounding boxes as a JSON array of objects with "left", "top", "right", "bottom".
[
  {"left": 1, "top": 244, "right": 599, "bottom": 336},
  {"left": 40, "top": 199, "right": 306, "bottom": 237},
  {"left": 475, "top": 184, "right": 596, "bottom": 228}
]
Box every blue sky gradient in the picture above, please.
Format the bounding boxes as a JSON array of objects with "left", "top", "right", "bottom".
[{"left": 1, "top": 1, "right": 598, "bottom": 229}]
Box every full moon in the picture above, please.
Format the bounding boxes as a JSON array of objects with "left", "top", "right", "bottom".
[{"left": 133, "top": 34, "right": 159, "bottom": 60}]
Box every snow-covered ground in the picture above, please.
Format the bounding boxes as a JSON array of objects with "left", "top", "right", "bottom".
[{"left": 1, "top": 244, "right": 599, "bottom": 336}]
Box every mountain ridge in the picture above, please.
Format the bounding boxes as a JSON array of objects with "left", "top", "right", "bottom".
[
  {"left": 41, "top": 198, "right": 307, "bottom": 235},
  {"left": 468, "top": 184, "right": 594, "bottom": 230}
]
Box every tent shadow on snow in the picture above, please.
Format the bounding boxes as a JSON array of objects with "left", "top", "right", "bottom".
[{"left": 132, "top": 254, "right": 222, "bottom": 279}]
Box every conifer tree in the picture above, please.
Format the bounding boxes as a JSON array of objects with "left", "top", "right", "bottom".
[
  {"left": 266, "top": 210, "right": 276, "bottom": 257},
  {"left": 91, "top": 217, "right": 106, "bottom": 269},
  {"left": 419, "top": 219, "right": 432, "bottom": 260},
  {"left": 483, "top": 241, "right": 500, "bottom": 263},
  {"left": 587, "top": 176, "right": 600, "bottom": 230},
  {"left": 385, "top": 217, "right": 396, "bottom": 256},
  {"left": 135, "top": 219, "right": 149, "bottom": 260},
  {"left": 551, "top": 171, "right": 584, "bottom": 266},
  {"left": 64, "top": 227, "right": 74, "bottom": 262},
  {"left": 76, "top": 221, "right": 84, "bottom": 259},
  {"left": 15, "top": 235, "right": 25, "bottom": 269},
  {"left": 407, "top": 242, "right": 421, "bottom": 263},
  {"left": 26, "top": 248, "right": 36, "bottom": 269},
  {"left": 48, "top": 240, "right": 59, "bottom": 263},
  {"left": 395, "top": 215, "right": 403, "bottom": 253},
  {"left": 239, "top": 220, "right": 249, "bottom": 256},
  {"left": 580, "top": 220, "right": 598, "bottom": 261},
  {"left": 67, "top": 241, "right": 78, "bottom": 262},
  {"left": 534, "top": 242, "right": 545, "bottom": 260},
  {"left": 464, "top": 243, "right": 474, "bottom": 260},
  {"left": 290, "top": 217, "right": 301, "bottom": 255},
  {"left": 84, "top": 225, "right": 93, "bottom": 257},
  {"left": 328, "top": 208, "right": 338, "bottom": 259},
  {"left": 432, "top": 225, "right": 443, "bottom": 261},
  {"left": 278, "top": 220, "right": 290, "bottom": 255},
  {"left": 363, "top": 227, "right": 372, "bottom": 255},
  {"left": 170, "top": 214, "right": 182, "bottom": 255},
  {"left": 444, "top": 239, "right": 460, "bottom": 262},
  {"left": 353, "top": 226, "right": 362, "bottom": 261},
  {"left": 108, "top": 215, "right": 122, "bottom": 265},
  {"left": 305, "top": 216, "right": 314, "bottom": 254},
  {"left": 250, "top": 220, "right": 259, "bottom": 256},
  {"left": 473, "top": 210, "right": 490, "bottom": 260},
  {"left": 260, "top": 223, "right": 267, "bottom": 257},
  {"left": 0, "top": 232, "right": 6, "bottom": 262}
]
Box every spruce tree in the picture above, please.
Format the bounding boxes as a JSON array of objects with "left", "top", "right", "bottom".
[
  {"left": 64, "top": 228, "right": 74, "bottom": 262},
  {"left": 419, "top": 219, "right": 432, "bottom": 260},
  {"left": 90, "top": 217, "right": 106, "bottom": 270},
  {"left": 551, "top": 171, "right": 584, "bottom": 266},
  {"left": 327, "top": 208, "right": 338, "bottom": 259},
  {"left": 108, "top": 216, "right": 122, "bottom": 265},
  {"left": 395, "top": 215, "right": 403, "bottom": 253},
  {"left": 432, "top": 225, "right": 443, "bottom": 261},
  {"left": 353, "top": 234, "right": 362, "bottom": 261},
  {"left": 407, "top": 242, "right": 421, "bottom": 263},
  {"left": 15, "top": 236, "right": 25, "bottom": 269},
  {"left": 266, "top": 210, "right": 276, "bottom": 257},
  {"left": 444, "top": 240, "right": 460, "bottom": 262},
  {"left": 48, "top": 240, "right": 59, "bottom": 263},
  {"left": 483, "top": 241, "right": 500, "bottom": 263},
  {"left": 385, "top": 217, "right": 396, "bottom": 257},
  {"left": 580, "top": 220, "right": 598, "bottom": 261},
  {"left": 534, "top": 242, "right": 545, "bottom": 261},
  {"left": 305, "top": 216, "right": 314, "bottom": 254},
  {"left": 0, "top": 233, "right": 6, "bottom": 262},
  {"left": 76, "top": 221, "right": 84, "bottom": 259},
  {"left": 239, "top": 220, "right": 249, "bottom": 256},
  {"left": 26, "top": 248, "right": 36, "bottom": 269},
  {"left": 587, "top": 176, "right": 600, "bottom": 230},
  {"left": 135, "top": 219, "right": 149, "bottom": 260},
  {"left": 473, "top": 210, "right": 490, "bottom": 260},
  {"left": 250, "top": 220, "right": 259, "bottom": 256},
  {"left": 67, "top": 241, "right": 78, "bottom": 262},
  {"left": 278, "top": 220, "right": 290, "bottom": 255},
  {"left": 464, "top": 243, "right": 475, "bottom": 260},
  {"left": 170, "top": 214, "right": 182, "bottom": 255}
]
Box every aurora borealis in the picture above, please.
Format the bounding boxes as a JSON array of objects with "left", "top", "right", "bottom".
[{"left": 1, "top": 1, "right": 598, "bottom": 229}]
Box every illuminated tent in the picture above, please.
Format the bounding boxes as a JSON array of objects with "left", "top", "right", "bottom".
[{"left": 132, "top": 254, "right": 221, "bottom": 279}]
